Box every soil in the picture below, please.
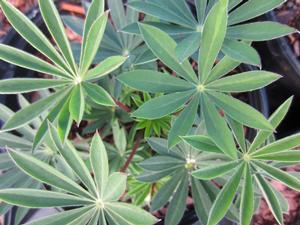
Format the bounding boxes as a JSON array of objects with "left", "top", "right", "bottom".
[{"left": 275, "top": 0, "right": 300, "bottom": 58}]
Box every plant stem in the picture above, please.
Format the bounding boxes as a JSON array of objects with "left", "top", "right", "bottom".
[
  {"left": 114, "top": 99, "right": 131, "bottom": 113},
  {"left": 120, "top": 133, "right": 142, "bottom": 172}
]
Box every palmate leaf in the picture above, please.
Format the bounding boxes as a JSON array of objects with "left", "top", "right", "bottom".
[
  {"left": 139, "top": 137, "right": 235, "bottom": 225},
  {"left": 0, "top": 125, "right": 156, "bottom": 225},
  {"left": 185, "top": 99, "right": 300, "bottom": 225},
  {"left": 120, "top": 20, "right": 276, "bottom": 153},
  {"left": 126, "top": 0, "right": 295, "bottom": 64},
  {"left": 0, "top": 0, "right": 127, "bottom": 143}
]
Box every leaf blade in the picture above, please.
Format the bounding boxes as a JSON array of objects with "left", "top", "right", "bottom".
[
  {"left": 200, "top": 0, "right": 229, "bottom": 82},
  {"left": 90, "top": 133, "right": 109, "bottom": 196},
  {"left": 132, "top": 90, "right": 195, "bottom": 119}
]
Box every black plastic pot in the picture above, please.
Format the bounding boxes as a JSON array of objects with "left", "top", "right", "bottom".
[
  {"left": 258, "top": 11, "right": 300, "bottom": 97},
  {"left": 254, "top": 11, "right": 300, "bottom": 138}
]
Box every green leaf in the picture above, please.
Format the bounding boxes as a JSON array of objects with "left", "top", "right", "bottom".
[
  {"left": 83, "top": 82, "right": 115, "bottom": 106},
  {"left": 199, "top": 0, "right": 228, "bottom": 82},
  {"left": 240, "top": 164, "right": 254, "bottom": 225},
  {"left": 139, "top": 23, "right": 197, "bottom": 83},
  {"left": 48, "top": 124, "right": 98, "bottom": 197},
  {"left": 227, "top": 116, "right": 246, "bottom": 152},
  {"left": 253, "top": 151, "right": 300, "bottom": 162},
  {"left": 98, "top": 210, "right": 107, "bottom": 225},
  {"left": 83, "top": 0, "right": 104, "bottom": 44},
  {"left": 8, "top": 150, "right": 92, "bottom": 199},
  {"left": 2, "top": 89, "right": 68, "bottom": 131},
  {"left": 85, "top": 56, "right": 127, "bottom": 81},
  {"left": 207, "top": 71, "right": 280, "bottom": 92},
  {"left": 33, "top": 95, "right": 68, "bottom": 150},
  {"left": 132, "top": 90, "right": 195, "bottom": 119},
  {"left": 137, "top": 167, "right": 180, "bottom": 183},
  {"left": 25, "top": 206, "right": 93, "bottom": 225},
  {"left": 228, "top": 0, "right": 285, "bottom": 25},
  {"left": 227, "top": 22, "right": 296, "bottom": 41},
  {"left": 206, "top": 56, "right": 240, "bottom": 84},
  {"left": 0, "top": 44, "right": 71, "bottom": 79},
  {"left": 90, "top": 133, "right": 109, "bottom": 196},
  {"left": 201, "top": 94, "right": 237, "bottom": 159},
  {"left": 207, "top": 163, "right": 244, "bottom": 225},
  {"left": 128, "top": 1, "right": 194, "bottom": 28},
  {"left": 108, "top": 0, "right": 127, "bottom": 31},
  {"left": 253, "top": 133, "right": 300, "bottom": 156},
  {"left": 69, "top": 84, "right": 85, "bottom": 123},
  {"left": 192, "top": 161, "right": 241, "bottom": 180},
  {"left": 222, "top": 39, "right": 261, "bottom": 67},
  {"left": 165, "top": 175, "right": 189, "bottom": 225},
  {"left": 38, "top": 0, "right": 77, "bottom": 73},
  {"left": 0, "top": 78, "right": 69, "bottom": 94},
  {"left": 139, "top": 156, "right": 185, "bottom": 172},
  {"left": 81, "top": 0, "right": 104, "bottom": 66},
  {"left": 64, "top": 208, "right": 95, "bottom": 225},
  {"left": 0, "top": 0, "right": 70, "bottom": 73},
  {"left": 147, "top": 137, "right": 184, "bottom": 159},
  {"left": 150, "top": 169, "right": 184, "bottom": 211},
  {"left": 181, "top": 135, "right": 223, "bottom": 153},
  {"left": 105, "top": 202, "right": 157, "bottom": 225},
  {"left": 118, "top": 70, "right": 195, "bottom": 93},
  {"left": 168, "top": 95, "right": 199, "bottom": 147},
  {"left": 229, "top": 0, "right": 242, "bottom": 10},
  {"left": 0, "top": 189, "right": 92, "bottom": 208},
  {"left": 122, "top": 21, "right": 195, "bottom": 36},
  {"left": 103, "top": 172, "right": 127, "bottom": 201},
  {"left": 191, "top": 178, "right": 211, "bottom": 225},
  {"left": 254, "top": 161, "right": 300, "bottom": 191},
  {"left": 195, "top": 0, "right": 208, "bottom": 24},
  {"left": 255, "top": 174, "right": 283, "bottom": 225},
  {"left": 175, "top": 32, "right": 201, "bottom": 63},
  {"left": 80, "top": 13, "right": 108, "bottom": 75},
  {"left": 57, "top": 99, "right": 72, "bottom": 143},
  {"left": 207, "top": 91, "right": 273, "bottom": 130},
  {"left": 249, "top": 97, "right": 293, "bottom": 153}
]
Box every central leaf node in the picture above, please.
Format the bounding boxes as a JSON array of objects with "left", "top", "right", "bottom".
[
  {"left": 123, "top": 49, "right": 130, "bottom": 57},
  {"left": 74, "top": 76, "right": 82, "bottom": 85},
  {"left": 197, "top": 84, "right": 205, "bottom": 92},
  {"left": 196, "top": 25, "right": 203, "bottom": 32},
  {"left": 95, "top": 199, "right": 104, "bottom": 209},
  {"left": 243, "top": 153, "right": 252, "bottom": 162},
  {"left": 185, "top": 158, "right": 196, "bottom": 170}
]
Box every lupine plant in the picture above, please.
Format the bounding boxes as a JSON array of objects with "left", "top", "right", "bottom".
[{"left": 0, "top": 0, "right": 299, "bottom": 225}]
